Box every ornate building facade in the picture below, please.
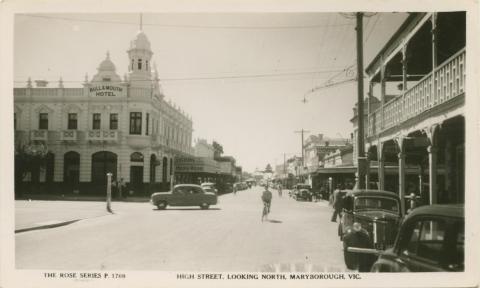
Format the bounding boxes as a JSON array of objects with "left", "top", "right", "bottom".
[{"left": 14, "top": 28, "right": 194, "bottom": 196}]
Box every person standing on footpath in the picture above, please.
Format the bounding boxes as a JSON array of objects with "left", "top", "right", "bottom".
[
  {"left": 118, "top": 178, "right": 125, "bottom": 199},
  {"left": 330, "top": 184, "right": 343, "bottom": 222}
]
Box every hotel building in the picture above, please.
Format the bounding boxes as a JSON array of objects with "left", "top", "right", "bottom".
[{"left": 14, "top": 28, "right": 194, "bottom": 196}]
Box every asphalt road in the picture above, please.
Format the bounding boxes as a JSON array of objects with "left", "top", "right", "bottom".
[{"left": 16, "top": 186, "right": 347, "bottom": 272}]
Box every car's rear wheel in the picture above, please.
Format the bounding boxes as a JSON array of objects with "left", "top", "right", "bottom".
[
  {"left": 156, "top": 201, "right": 167, "bottom": 210},
  {"left": 200, "top": 203, "right": 210, "bottom": 210}
]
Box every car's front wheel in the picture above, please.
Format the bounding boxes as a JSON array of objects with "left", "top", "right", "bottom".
[
  {"left": 200, "top": 203, "right": 210, "bottom": 210},
  {"left": 156, "top": 201, "right": 167, "bottom": 210},
  {"left": 343, "top": 240, "right": 359, "bottom": 270}
]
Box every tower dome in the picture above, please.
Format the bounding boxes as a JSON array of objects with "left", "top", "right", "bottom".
[
  {"left": 130, "top": 31, "right": 151, "bottom": 51},
  {"left": 127, "top": 29, "right": 154, "bottom": 88},
  {"left": 91, "top": 51, "right": 121, "bottom": 83},
  {"left": 98, "top": 51, "right": 116, "bottom": 71}
]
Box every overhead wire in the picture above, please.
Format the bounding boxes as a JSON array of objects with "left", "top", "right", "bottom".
[
  {"left": 19, "top": 14, "right": 355, "bottom": 30},
  {"left": 304, "top": 13, "right": 381, "bottom": 97}
]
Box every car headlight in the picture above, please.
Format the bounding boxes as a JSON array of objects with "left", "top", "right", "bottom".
[{"left": 353, "top": 222, "right": 362, "bottom": 232}]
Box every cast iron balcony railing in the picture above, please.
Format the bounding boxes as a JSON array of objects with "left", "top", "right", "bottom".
[
  {"left": 30, "top": 130, "right": 48, "bottom": 141},
  {"left": 60, "top": 130, "right": 78, "bottom": 142},
  {"left": 368, "top": 48, "right": 465, "bottom": 137},
  {"left": 86, "top": 130, "right": 119, "bottom": 142}
]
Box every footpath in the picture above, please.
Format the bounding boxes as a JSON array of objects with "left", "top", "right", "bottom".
[{"left": 14, "top": 195, "right": 148, "bottom": 233}]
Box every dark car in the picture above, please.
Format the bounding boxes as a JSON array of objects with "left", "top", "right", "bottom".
[
  {"left": 339, "top": 190, "right": 403, "bottom": 271},
  {"left": 294, "top": 184, "right": 313, "bottom": 201},
  {"left": 150, "top": 184, "right": 217, "bottom": 210},
  {"left": 350, "top": 204, "right": 464, "bottom": 272}
]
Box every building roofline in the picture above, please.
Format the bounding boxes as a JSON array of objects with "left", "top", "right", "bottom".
[{"left": 366, "top": 13, "right": 426, "bottom": 74}]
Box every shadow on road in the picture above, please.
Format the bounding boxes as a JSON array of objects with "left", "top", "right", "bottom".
[
  {"left": 267, "top": 219, "right": 282, "bottom": 223},
  {"left": 153, "top": 208, "right": 222, "bottom": 211}
]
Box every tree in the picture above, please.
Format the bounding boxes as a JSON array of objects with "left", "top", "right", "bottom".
[
  {"left": 264, "top": 164, "right": 273, "bottom": 173},
  {"left": 212, "top": 141, "right": 224, "bottom": 159},
  {"left": 15, "top": 142, "right": 49, "bottom": 197}
]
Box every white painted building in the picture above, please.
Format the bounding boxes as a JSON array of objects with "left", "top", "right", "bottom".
[{"left": 14, "top": 28, "right": 194, "bottom": 195}]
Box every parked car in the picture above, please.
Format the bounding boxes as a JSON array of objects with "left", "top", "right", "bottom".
[
  {"left": 150, "top": 184, "right": 217, "bottom": 210},
  {"left": 348, "top": 204, "right": 464, "bottom": 272},
  {"left": 339, "top": 190, "right": 402, "bottom": 271},
  {"left": 292, "top": 184, "right": 313, "bottom": 201},
  {"left": 201, "top": 182, "right": 218, "bottom": 194}
]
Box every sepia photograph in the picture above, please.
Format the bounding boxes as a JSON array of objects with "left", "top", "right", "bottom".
[{"left": 1, "top": 0, "right": 479, "bottom": 287}]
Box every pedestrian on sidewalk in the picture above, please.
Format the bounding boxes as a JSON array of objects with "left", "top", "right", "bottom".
[
  {"left": 118, "top": 178, "right": 125, "bottom": 199},
  {"left": 330, "top": 184, "right": 343, "bottom": 222},
  {"left": 277, "top": 184, "right": 283, "bottom": 198}
]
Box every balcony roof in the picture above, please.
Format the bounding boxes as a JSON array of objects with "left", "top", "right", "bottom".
[{"left": 366, "top": 13, "right": 426, "bottom": 75}]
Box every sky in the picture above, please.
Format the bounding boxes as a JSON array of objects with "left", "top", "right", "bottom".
[{"left": 14, "top": 12, "right": 408, "bottom": 172}]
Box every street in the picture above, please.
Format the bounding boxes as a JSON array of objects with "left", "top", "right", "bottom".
[{"left": 16, "top": 187, "right": 347, "bottom": 272}]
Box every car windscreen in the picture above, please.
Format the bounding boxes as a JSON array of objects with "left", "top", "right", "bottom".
[{"left": 354, "top": 196, "right": 399, "bottom": 213}]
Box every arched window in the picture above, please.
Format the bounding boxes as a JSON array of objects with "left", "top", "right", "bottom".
[
  {"left": 138, "top": 59, "right": 142, "bottom": 70},
  {"left": 131, "top": 59, "right": 134, "bottom": 71},
  {"left": 130, "top": 152, "right": 144, "bottom": 162},
  {"left": 146, "top": 60, "right": 149, "bottom": 71}
]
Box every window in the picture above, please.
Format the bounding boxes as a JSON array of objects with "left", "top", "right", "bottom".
[
  {"left": 354, "top": 197, "right": 399, "bottom": 213},
  {"left": 146, "top": 113, "right": 150, "bottom": 135},
  {"left": 92, "top": 113, "right": 101, "bottom": 130},
  {"left": 14, "top": 113, "right": 16, "bottom": 130},
  {"left": 102, "top": 77, "right": 111, "bottom": 82},
  {"left": 130, "top": 152, "right": 144, "bottom": 162},
  {"left": 39, "top": 113, "right": 48, "bottom": 130},
  {"left": 68, "top": 113, "right": 77, "bottom": 130},
  {"left": 138, "top": 59, "right": 142, "bottom": 70},
  {"left": 129, "top": 112, "right": 142, "bottom": 135},
  {"left": 146, "top": 60, "right": 149, "bottom": 70},
  {"left": 131, "top": 59, "right": 134, "bottom": 70},
  {"left": 401, "top": 219, "right": 446, "bottom": 264},
  {"left": 110, "top": 113, "right": 118, "bottom": 130}
]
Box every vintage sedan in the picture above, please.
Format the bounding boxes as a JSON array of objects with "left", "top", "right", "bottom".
[
  {"left": 348, "top": 204, "right": 464, "bottom": 272},
  {"left": 293, "top": 184, "right": 313, "bottom": 201},
  {"left": 339, "top": 190, "right": 402, "bottom": 271},
  {"left": 150, "top": 184, "right": 217, "bottom": 210}
]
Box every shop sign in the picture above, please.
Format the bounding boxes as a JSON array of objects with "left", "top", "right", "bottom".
[{"left": 89, "top": 85, "right": 123, "bottom": 97}]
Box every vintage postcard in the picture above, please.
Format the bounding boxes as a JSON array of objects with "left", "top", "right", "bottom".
[{"left": 0, "top": 0, "right": 479, "bottom": 287}]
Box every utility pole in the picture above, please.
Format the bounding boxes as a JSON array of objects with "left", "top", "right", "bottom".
[
  {"left": 356, "top": 12, "right": 366, "bottom": 189},
  {"left": 294, "top": 129, "right": 310, "bottom": 167}
]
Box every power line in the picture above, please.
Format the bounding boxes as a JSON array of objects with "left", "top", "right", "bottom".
[
  {"left": 365, "top": 14, "right": 381, "bottom": 42},
  {"left": 304, "top": 13, "right": 381, "bottom": 98},
  {"left": 19, "top": 14, "right": 355, "bottom": 30},
  {"left": 13, "top": 67, "right": 350, "bottom": 84},
  {"left": 304, "top": 77, "right": 357, "bottom": 96}
]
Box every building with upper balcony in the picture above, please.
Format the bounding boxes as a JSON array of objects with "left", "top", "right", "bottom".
[
  {"left": 14, "top": 28, "right": 194, "bottom": 196},
  {"left": 174, "top": 140, "right": 241, "bottom": 192},
  {"left": 302, "top": 133, "right": 351, "bottom": 190},
  {"left": 362, "top": 12, "right": 465, "bottom": 213}
]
